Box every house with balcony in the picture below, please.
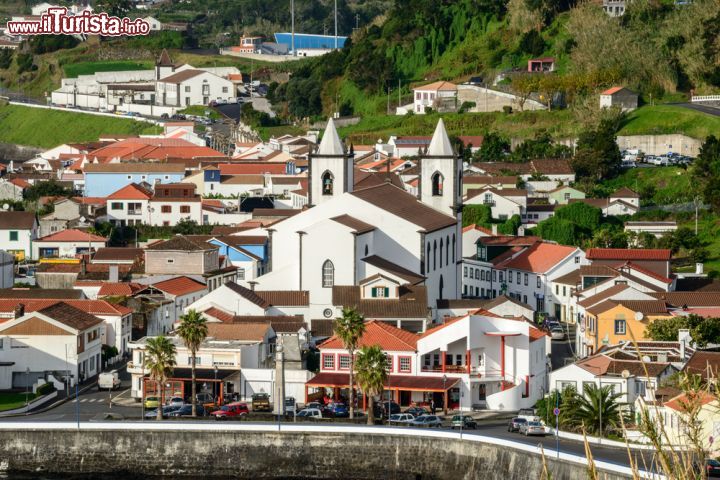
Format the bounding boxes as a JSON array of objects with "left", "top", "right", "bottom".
[
  {"left": 412, "top": 81, "right": 458, "bottom": 114},
  {"left": 127, "top": 322, "right": 275, "bottom": 401},
  {"left": 464, "top": 187, "right": 527, "bottom": 221},
  {"left": 106, "top": 183, "right": 153, "bottom": 227},
  {"left": 148, "top": 183, "right": 202, "bottom": 226},
  {"left": 307, "top": 314, "right": 548, "bottom": 412}
]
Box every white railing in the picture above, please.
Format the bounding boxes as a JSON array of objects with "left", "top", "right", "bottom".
[
  {"left": 0, "top": 422, "right": 662, "bottom": 479},
  {"left": 691, "top": 95, "right": 720, "bottom": 103}
]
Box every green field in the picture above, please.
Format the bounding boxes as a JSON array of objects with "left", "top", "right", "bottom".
[
  {"left": 0, "top": 392, "right": 38, "bottom": 412},
  {"left": 63, "top": 60, "right": 155, "bottom": 79},
  {"left": 0, "top": 104, "right": 162, "bottom": 148},
  {"left": 618, "top": 105, "right": 720, "bottom": 139},
  {"left": 179, "top": 105, "right": 222, "bottom": 120}
]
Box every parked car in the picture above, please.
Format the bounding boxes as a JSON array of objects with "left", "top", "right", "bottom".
[
  {"left": 520, "top": 421, "right": 547, "bottom": 436},
  {"left": 410, "top": 415, "right": 443, "bottom": 428},
  {"left": 405, "top": 406, "right": 429, "bottom": 417},
  {"left": 507, "top": 417, "right": 528, "bottom": 432},
  {"left": 145, "top": 405, "right": 181, "bottom": 419},
  {"left": 144, "top": 396, "right": 160, "bottom": 409},
  {"left": 451, "top": 415, "right": 477, "bottom": 429},
  {"left": 167, "top": 404, "right": 206, "bottom": 417},
  {"left": 297, "top": 408, "right": 323, "bottom": 419},
  {"left": 550, "top": 326, "right": 565, "bottom": 340},
  {"left": 252, "top": 393, "right": 272, "bottom": 412},
  {"left": 706, "top": 459, "right": 720, "bottom": 478},
  {"left": 210, "top": 402, "right": 249, "bottom": 420},
  {"left": 379, "top": 401, "right": 401, "bottom": 416},
  {"left": 98, "top": 371, "right": 120, "bottom": 391},
  {"left": 160, "top": 113, "right": 170, "bottom": 119},
  {"left": 305, "top": 401, "right": 323, "bottom": 410},
  {"left": 389, "top": 413, "right": 415, "bottom": 424},
  {"left": 167, "top": 396, "right": 184, "bottom": 407},
  {"left": 324, "top": 402, "right": 349, "bottom": 418}
]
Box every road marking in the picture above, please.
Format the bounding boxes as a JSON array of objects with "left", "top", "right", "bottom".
[{"left": 80, "top": 399, "right": 88, "bottom": 403}]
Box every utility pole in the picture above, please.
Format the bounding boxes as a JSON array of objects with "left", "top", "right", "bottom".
[
  {"left": 355, "top": 13, "right": 359, "bottom": 30},
  {"left": 387, "top": 86, "right": 390, "bottom": 115},
  {"left": 398, "top": 79, "right": 401, "bottom": 109},
  {"left": 291, "top": 0, "right": 296, "bottom": 56},
  {"left": 334, "top": 0, "right": 338, "bottom": 49},
  {"left": 694, "top": 195, "right": 701, "bottom": 235}
]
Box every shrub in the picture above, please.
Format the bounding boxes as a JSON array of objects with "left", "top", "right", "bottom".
[
  {"left": 502, "top": 105, "right": 513, "bottom": 114},
  {"left": 536, "top": 217, "right": 579, "bottom": 245},
  {"left": 554, "top": 202, "right": 602, "bottom": 231},
  {"left": 36, "top": 382, "right": 56, "bottom": 395},
  {"left": 462, "top": 204, "right": 492, "bottom": 227}
]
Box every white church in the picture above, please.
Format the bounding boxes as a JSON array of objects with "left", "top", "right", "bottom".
[{"left": 187, "top": 118, "right": 463, "bottom": 333}]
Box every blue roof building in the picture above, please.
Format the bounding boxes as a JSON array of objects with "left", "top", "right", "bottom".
[{"left": 274, "top": 33, "right": 347, "bottom": 50}]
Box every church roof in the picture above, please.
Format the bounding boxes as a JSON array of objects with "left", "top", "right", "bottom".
[
  {"left": 157, "top": 48, "right": 173, "bottom": 66},
  {"left": 317, "top": 118, "right": 344, "bottom": 156},
  {"left": 351, "top": 183, "right": 456, "bottom": 233},
  {"left": 427, "top": 118, "right": 454, "bottom": 157}
]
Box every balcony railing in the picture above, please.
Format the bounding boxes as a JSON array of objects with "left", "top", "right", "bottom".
[
  {"left": 421, "top": 365, "right": 468, "bottom": 373},
  {"left": 127, "top": 210, "right": 142, "bottom": 216}
]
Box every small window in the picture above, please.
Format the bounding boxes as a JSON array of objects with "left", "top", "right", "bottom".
[
  {"left": 110, "top": 202, "right": 123, "bottom": 211},
  {"left": 322, "top": 354, "right": 335, "bottom": 370},
  {"left": 463, "top": 266, "right": 467, "bottom": 277},
  {"left": 222, "top": 87, "right": 228, "bottom": 93},
  {"left": 537, "top": 276, "right": 541, "bottom": 288},
  {"left": 321, "top": 171, "right": 334, "bottom": 195},
  {"left": 9, "top": 231, "right": 18, "bottom": 241},
  {"left": 166, "top": 259, "right": 175, "bottom": 264},
  {"left": 469, "top": 269, "right": 474, "bottom": 279},
  {"left": 575, "top": 256, "right": 580, "bottom": 264},
  {"left": 431, "top": 172, "right": 444, "bottom": 196},
  {"left": 161, "top": 205, "right": 171, "bottom": 213},
  {"left": 127, "top": 175, "right": 132, "bottom": 180},
  {"left": 399, "top": 357, "right": 411, "bottom": 373},
  {"left": 185, "top": 86, "right": 191, "bottom": 92},
  {"left": 322, "top": 260, "right": 334, "bottom": 288},
  {"left": 180, "top": 205, "right": 191, "bottom": 214},
  {"left": 615, "top": 319, "right": 627, "bottom": 335},
  {"left": 339, "top": 355, "right": 350, "bottom": 370},
  {"left": 524, "top": 273, "right": 528, "bottom": 286},
  {"left": 238, "top": 268, "right": 245, "bottom": 280},
  {"left": 516, "top": 272, "right": 521, "bottom": 283},
  {"left": 372, "top": 287, "right": 389, "bottom": 298}
]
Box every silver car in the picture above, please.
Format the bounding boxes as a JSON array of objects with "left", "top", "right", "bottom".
[
  {"left": 389, "top": 413, "right": 414, "bottom": 424},
  {"left": 410, "top": 415, "right": 443, "bottom": 428},
  {"left": 520, "top": 421, "right": 547, "bottom": 436},
  {"left": 550, "top": 327, "right": 565, "bottom": 340}
]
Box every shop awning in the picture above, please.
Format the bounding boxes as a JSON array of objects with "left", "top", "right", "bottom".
[{"left": 307, "top": 372, "right": 460, "bottom": 392}]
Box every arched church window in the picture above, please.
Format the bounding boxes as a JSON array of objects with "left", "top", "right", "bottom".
[
  {"left": 446, "top": 235, "right": 450, "bottom": 265},
  {"left": 432, "top": 172, "right": 444, "bottom": 196},
  {"left": 439, "top": 238, "right": 444, "bottom": 268},
  {"left": 321, "top": 171, "right": 334, "bottom": 195},
  {"left": 322, "top": 260, "right": 334, "bottom": 287}
]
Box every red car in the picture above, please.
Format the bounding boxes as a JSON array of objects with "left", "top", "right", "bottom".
[{"left": 210, "top": 402, "right": 250, "bottom": 420}]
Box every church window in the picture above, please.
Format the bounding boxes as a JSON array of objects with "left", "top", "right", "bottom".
[
  {"left": 446, "top": 235, "right": 450, "bottom": 265},
  {"left": 322, "top": 260, "right": 334, "bottom": 287},
  {"left": 321, "top": 171, "right": 334, "bottom": 195},
  {"left": 439, "top": 239, "right": 443, "bottom": 268},
  {"left": 452, "top": 234, "right": 456, "bottom": 263},
  {"left": 432, "top": 172, "right": 444, "bottom": 196},
  {"left": 433, "top": 240, "right": 437, "bottom": 270}
]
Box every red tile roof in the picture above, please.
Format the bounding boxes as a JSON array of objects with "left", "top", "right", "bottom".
[
  {"left": 107, "top": 183, "right": 152, "bottom": 200},
  {"left": 529, "top": 327, "right": 549, "bottom": 342},
  {"left": 0, "top": 299, "right": 131, "bottom": 316},
  {"left": 36, "top": 229, "right": 107, "bottom": 243},
  {"left": 151, "top": 276, "right": 206, "bottom": 296},
  {"left": 319, "top": 320, "right": 418, "bottom": 351},
  {"left": 462, "top": 224, "right": 493, "bottom": 235},
  {"left": 601, "top": 87, "right": 625, "bottom": 95},
  {"left": 9, "top": 178, "right": 31, "bottom": 188},
  {"left": 98, "top": 282, "right": 145, "bottom": 297},
  {"left": 586, "top": 248, "right": 671, "bottom": 261},
  {"left": 664, "top": 391, "right": 716, "bottom": 412},
  {"left": 87, "top": 138, "right": 224, "bottom": 161},
  {"left": 499, "top": 242, "right": 577, "bottom": 273},
  {"left": 620, "top": 262, "right": 672, "bottom": 284}
]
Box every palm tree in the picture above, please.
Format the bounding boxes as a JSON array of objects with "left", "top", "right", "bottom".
[
  {"left": 145, "top": 336, "right": 177, "bottom": 421},
  {"left": 575, "top": 383, "right": 623, "bottom": 435},
  {"left": 176, "top": 309, "right": 208, "bottom": 417},
  {"left": 333, "top": 307, "right": 365, "bottom": 419},
  {"left": 354, "top": 345, "right": 388, "bottom": 425}
]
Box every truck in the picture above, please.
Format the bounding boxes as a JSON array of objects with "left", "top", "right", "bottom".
[
  {"left": 251, "top": 393, "right": 271, "bottom": 412},
  {"left": 98, "top": 371, "right": 121, "bottom": 391}
]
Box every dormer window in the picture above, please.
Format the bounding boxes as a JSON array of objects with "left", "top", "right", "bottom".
[
  {"left": 321, "top": 171, "right": 334, "bottom": 195},
  {"left": 431, "top": 172, "right": 444, "bottom": 196},
  {"left": 372, "top": 286, "right": 389, "bottom": 298}
]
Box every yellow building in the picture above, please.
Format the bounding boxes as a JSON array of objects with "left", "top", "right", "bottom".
[{"left": 583, "top": 300, "right": 673, "bottom": 355}]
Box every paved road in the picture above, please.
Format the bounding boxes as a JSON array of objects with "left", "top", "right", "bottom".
[
  {"left": 673, "top": 102, "right": 720, "bottom": 116},
  {"left": 550, "top": 323, "right": 577, "bottom": 371}
]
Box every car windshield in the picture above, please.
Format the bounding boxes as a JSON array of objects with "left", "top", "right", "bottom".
[
  {"left": 529, "top": 422, "right": 543, "bottom": 426},
  {"left": 708, "top": 460, "right": 720, "bottom": 466},
  {"left": 517, "top": 418, "right": 527, "bottom": 423},
  {"left": 220, "top": 406, "right": 231, "bottom": 411},
  {"left": 298, "top": 411, "right": 310, "bottom": 417}
]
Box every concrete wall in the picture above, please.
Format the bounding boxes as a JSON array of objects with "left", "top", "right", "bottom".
[
  {"left": 457, "top": 85, "right": 546, "bottom": 112},
  {"left": 0, "top": 423, "right": 637, "bottom": 479},
  {"left": 616, "top": 134, "right": 702, "bottom": 157}
]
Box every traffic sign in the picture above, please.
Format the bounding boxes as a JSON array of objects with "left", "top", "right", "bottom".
[{"left": 553, "top": 407, "right": 560, "bottom": 416}]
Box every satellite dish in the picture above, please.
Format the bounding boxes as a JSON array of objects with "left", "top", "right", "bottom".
[
  {"left": 621, "top": 369, "right": 631, "bottom": 379},
  {"left": 642, "top": 355, "right": 651, "bottom": 363},
  {"left": 634, "top": 311, "right": 644, "bottom": 321}
]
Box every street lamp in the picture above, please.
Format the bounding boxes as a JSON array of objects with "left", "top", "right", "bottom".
[
  {"left": 214, "top": 366, "right": 219, "bottom": 404},
  {"left": 25, "top": 367, "right": 30, "bottom": 413},
  {"left": 442, "top": 374, "right": 448, "bottom": 416}
]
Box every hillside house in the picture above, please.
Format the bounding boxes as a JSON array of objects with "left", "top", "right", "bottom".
[
  {"left": 600, "top": 87, "right": 638, "bottom": 111},
  {"left": 413, "top": 81, "right": 458, "bottom": 114}
]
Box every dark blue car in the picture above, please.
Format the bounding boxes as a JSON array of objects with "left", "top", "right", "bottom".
[{"left": 324, "top": 403, "right": 349, "bottom": 418}]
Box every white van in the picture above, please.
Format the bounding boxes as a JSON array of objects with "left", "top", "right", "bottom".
[{"left": 98, "top": 371, "right": 121, "bottom": 391}]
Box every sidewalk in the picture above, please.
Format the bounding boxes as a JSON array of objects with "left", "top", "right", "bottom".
[{"left": 111, "top": 388, "right": 139, "bottom": 407}]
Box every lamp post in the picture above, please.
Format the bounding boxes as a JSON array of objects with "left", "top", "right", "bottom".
[
  {"left": 442, "top": 374, "right": 448, "bottom": 416},
  {"left": 213, "top": 366, "right": 218, "bottom": 405},
  {"left": 25, "top": 367, "right": 30, "bottom": 413}
]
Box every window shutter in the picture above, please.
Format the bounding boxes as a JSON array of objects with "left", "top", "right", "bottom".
[
  {"left": 371, "top": 288, "right": 377, "bottom": 298},
  {"left": 384, "top": 288, "right": 389, "bottom": 297}
]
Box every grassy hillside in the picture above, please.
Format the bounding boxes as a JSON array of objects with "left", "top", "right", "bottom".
[
  {"left": 618, "top": 105, "right": 720, "bottom": 139},
  {"left": 595, "top": 166, "right": 695, "bottom": 206},
  {"left": 0, "top": 104, "right": 161, "bottom": 148},
  {"left": 64, "top": 61, "right": 155, "bottom": 79}
]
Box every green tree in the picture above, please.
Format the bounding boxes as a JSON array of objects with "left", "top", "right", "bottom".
[
  {"left": 536, "top": 216, "right": 579, "bottom": 245},
  {"left": 145, "top": 336, "right": 177, "bottom": 421},
  {"left": 354, "top": 345, "right": 388, "bottom": 425},
  {"left": 462, "top": 204, "right": 491, "bottom": 227},
  {"left": 333, "top": 307, "right": 366, "bottom": 419},
  {"left": 575, "top": 384, "right": 623, "bottom": 435},
  {"left": 176, "top": 309, "right": 208, "bottom": 417},
  {"left": 645, "top": 314, "right": 720, "bottom": 347},
  {"left": 473, "top": 132, "right": 510, "bottom": 162},
  {"left": 554, "top": 202, "right": 602, "bottom": 231},
  {"left": 96, "top": 0, "right": 133, "bottom": 16},
  {"left": 693, "top": 135, "right": 720, "bottom": 212},
  {"left": 0, "top": 49, "right": 12, "bottom": 70},
  {"left": 571, "top": 120, "right": 622, "bottom": 180}
]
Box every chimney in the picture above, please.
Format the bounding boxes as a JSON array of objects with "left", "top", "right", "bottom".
[
  {"left": 248, "top": 281, "right": 257, "bottom": 291},
  {"left": 80, "top": 258, "right": 86, "bottom": 276},
  {"left": 109, "top": 265, "right": 119, "bottom": 283},
  {"left": 696, "top": 263, "right": 704, "bottom": 275},
  {"left": 517, "top": 226, "right": 525, "bottom": 237},
  {"left": 678, "top": 329, "right": 691, "bottom": 360},
  {"left": 14, "top": 303, "right": 24, "bottom": 319},
  {"left": 491, "top": 224, "right": 498, "bottom": 235}
]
